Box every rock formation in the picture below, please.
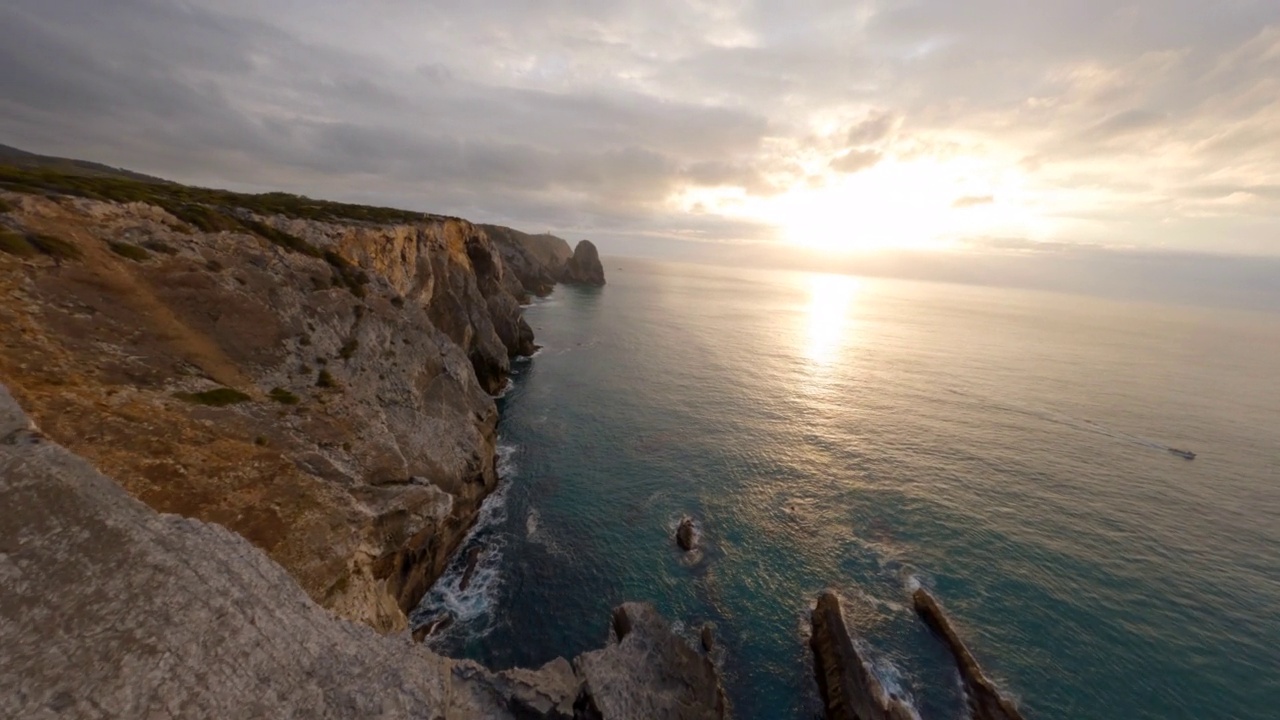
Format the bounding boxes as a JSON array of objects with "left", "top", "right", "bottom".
[
  {"left": 575, "top": 604, "right": 730, "bottom": 719},
  {"left": 810, "top": 591, "right": 917, "bottom": 720},
  {"left": 912, "top": 587, "right": 1025, "bottom": 720},
  {"left": 561, "top": 239, "right": 606, "bottom": 286},
  {"left": 481, "top": 224, "right": 575, "bottom": 298},
  {"left": 0, "top": 174, "right": 569, "bottom": 633},
  {"left": 0, "top": 384, "right": 727, "bottom": 719},
  {"left": 677, "top": 517, "right": 697, "bottom": 551}
]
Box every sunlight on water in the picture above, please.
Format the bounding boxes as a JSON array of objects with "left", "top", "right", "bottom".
[{"left": 803, "top": 272, "right": 861, "bottom": 366}]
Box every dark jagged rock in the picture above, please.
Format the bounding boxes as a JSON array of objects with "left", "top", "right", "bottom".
[
  {"left": 677, "top": 517, "right": 697, "bottom": 551},
  {"left": 576, "top": 603, "right": 729, "bottom": 720},
  {"left": 460, "top": 545, "right": 484, "bottom": 592},
  {"left": 810, "top": 591, "right": 917, "bottom": 720},
  {"left": 561, "top": 239, "right": 606, "bottom": 286},
  {"left": 912, "top": 587, "right": 1026, "bottom": 720},
  {"left": 701, "top": 623, "right": 715, "bottom": 653}
]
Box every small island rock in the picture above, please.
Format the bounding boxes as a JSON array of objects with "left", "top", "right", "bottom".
[
  {"left": 676, "top": 517, "right": 697, "bottom": 551},
  {"left": 560, "top": 239, "right": 606, "bottom": 286}
]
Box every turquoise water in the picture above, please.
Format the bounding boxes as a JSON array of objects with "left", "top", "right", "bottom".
[{"left": 415, "top": 258, "right": 1280, "bottom": 719}]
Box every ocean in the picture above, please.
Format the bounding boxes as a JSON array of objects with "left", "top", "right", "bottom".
[{"left": 413, "top": 258, "right": 1280, "bottom": 719}]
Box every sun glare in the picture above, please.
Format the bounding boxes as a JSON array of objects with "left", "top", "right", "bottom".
[
  {"left": 804, "top": 272, "right": 861, "bottom": 366},
  {"left": 696, "top": 154, "right": 1047, "bottom": 254}
]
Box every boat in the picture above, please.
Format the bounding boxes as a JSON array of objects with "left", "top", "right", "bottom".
[{"left": 1168, "top": 448, "right": 1196, "bottom": 460}]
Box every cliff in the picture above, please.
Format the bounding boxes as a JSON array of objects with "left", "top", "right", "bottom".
[
  {"left": 0, "top": 166, "right": 578, "bottom": 633},
  {"left": 0, "top": 384, "right": 724, "bottom": 719},
  {"left": 480, "top": 224, "right": 574, "bottom": 298}
]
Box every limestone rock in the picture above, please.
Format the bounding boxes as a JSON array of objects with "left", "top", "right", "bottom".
[
  {"left": 0, "top": 189, "right": 530, "bottom": 630},
  {"left": 810, "top": 591, "right": 917, "bottom": 720},
  {"left": 575, "top": 603, "right": 729, "bottom": 720},
  {"left": 561, "top": 240, "right": 606, "bottom": 286},
  {"left": 912, "top": 587, "right": 1026, "bottom": 720}
]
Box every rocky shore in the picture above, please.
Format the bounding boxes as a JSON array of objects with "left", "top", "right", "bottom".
[{"left": 0, "top": 385, "right": 725, "bottom": 719}]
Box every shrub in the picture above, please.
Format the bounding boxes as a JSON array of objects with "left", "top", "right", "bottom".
[
  {"left": 316, "top": 369, "right": 338, "bottom": 388},
  {"left": 205, "top": 258, "right": 224, "bottom": 272},
  {"left": 174, "top": 387, "right": 252, "bottom": 406},
  {"left": 0, "top": 230, "right": 35, "bottom": 257},
  {"left": 254, "top": 436, "right": 269, "bottom": 447},
  {"left": 142, "top": 240, "right": 177, "bottom": 255},
  {"left": 268, "top": 387, "right": 300, "bottom": 405},
  {"left": 240, "top": 217, "right": 321, "bottom": 257},
  {"left": 108, "top": 241, "right": 150, "bottom": 261},
  {"left": 26, "top": 233, "right": 82, "bottom": 260},
  {"left": 339, "top": 339, "right": 359, "bottom": 360}
]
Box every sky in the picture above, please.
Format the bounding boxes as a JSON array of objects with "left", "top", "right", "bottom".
[{"left": 1, "top": 0, "right": 1279, "bottom": 265}]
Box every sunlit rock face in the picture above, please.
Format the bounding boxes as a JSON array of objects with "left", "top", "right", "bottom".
[
  {"left": 0, "top": 189, "right": 532, "bottom": 631},
  {"left": 561, "top": 240, "right": 606, "bottom": 286}
]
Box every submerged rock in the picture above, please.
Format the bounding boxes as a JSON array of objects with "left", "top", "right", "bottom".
[
  {"left": 561, "top": 239, "right": 606, "bottom": 286},
  {"left": 459, "top": 545, "right": 484, "bottom": 592},
  {"left": 677, "top": 517, "right": 697, "bottom": 551},
  {"left": 810, "top": 591, "right": 917, "bottom": 720},
  {"left": 912, "top": 587, "right": 1026, "bottom": 720}
]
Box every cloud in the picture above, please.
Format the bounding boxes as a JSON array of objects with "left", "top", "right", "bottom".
[
  {"left": 846, "top": 112, "right": 897, "bottom": 146},
  {"left": 830, "top": 149, "right": 882, "bottom": 174},
  {"left": 0, "top": 0, "right": 1276, "bottom": 255},
  {"left": 952, "top": 194, "right": 994, "bottom": 208}
]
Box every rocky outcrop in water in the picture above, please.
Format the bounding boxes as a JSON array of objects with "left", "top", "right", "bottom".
[
  {"left": 912, "top": 587, "right": 1025, "bottom": 720},
  {"left": 677, "top": 517, "right": 697, "bottom": 551},
  {"left": 0, "top": 384, "right": 727, "bottom": 719},
  {"left": 575, "top": 604, "right": 730, "bottom": 719},
  {"left": 810, "top": 591, "right": 917, "bottom": 720},
  {"left": 561, "top": 239, "right": 606, "bottom": 286},
  {"left": 0, "top": 181, "right": 540, "bottom": 632}
]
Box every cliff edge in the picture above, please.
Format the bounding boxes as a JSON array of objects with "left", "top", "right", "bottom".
[{"left": 0, "top": 167, "right": 572, "bottom": 633}]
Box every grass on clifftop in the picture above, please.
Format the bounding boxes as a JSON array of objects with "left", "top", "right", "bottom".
[
  {"left": 0, "top": 165, "right": 445, "bottom": 227},
  {"left": 174, "top": 388, "right": 252, "bottom": 406},
  {"left": 108, "top": 241, "right": 150, "bottom": 262},
  {"left": 0, "top": 229, "right": 82, "bottom": 260}
]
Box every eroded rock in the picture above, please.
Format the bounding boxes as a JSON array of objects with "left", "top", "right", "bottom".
[
  {"left": 912, "top": 587, "right": 1026, "bottom": 720},
  {"left": 677, "top": 517, "right": 697, "bottom": 551},
  {"left": 576, "top": 603, "right": 729, "bottom": 720},
  {"left": 810, "top": 591, "right": 917, "bottom": 720},
  {"left": 561, "top": 239, "right": 606, "bottom": 286}
]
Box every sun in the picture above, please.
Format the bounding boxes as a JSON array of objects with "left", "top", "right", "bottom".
[{"left": 763, "top": 156, "right": 1042, "bottom": 253}]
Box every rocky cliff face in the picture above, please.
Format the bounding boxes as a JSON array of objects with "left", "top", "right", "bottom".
[
  {"left": 0, "top": 384, "right": 726, "bottom": 719},
  {"left": 561, "top": 239, "right": 607, "bottom": 286},
  {"left": 481, "top": 224, "right": 575, "bottom": 298},
  {"left": 0, "top": 186, "right": 551, "bottom": 631}
]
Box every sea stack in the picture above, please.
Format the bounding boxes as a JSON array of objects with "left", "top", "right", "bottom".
[
  {"left": 561, "top": 239, "right": 606, "bottom": 286},
  {"left": 810, "top": 591, "right": 917, "bottom": 720},
  {"left": 912, "top": 587, "right": 1026, "bottom": 720}
]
